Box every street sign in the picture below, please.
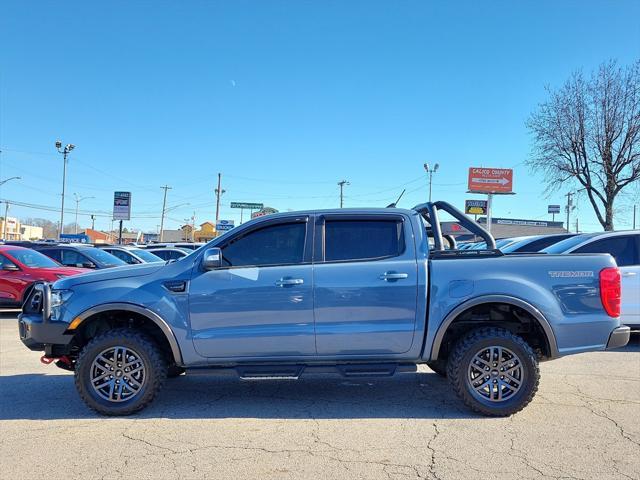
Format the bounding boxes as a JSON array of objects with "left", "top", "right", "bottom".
[
  {"left": 113, "top": 191, "right": 131, "bottom": 221},
  {"left": 216, "top": 219, "right": 235, "bottom": 231},
  {"left": 548, "top": 205, "right": 561, "bottom": 214},
  {"left": 465, "top": 199, "right": 488, "bottom": 215},
  {"left": 467, "top": 167, "right": 513, "bottom": 193},
  {"left": 230, "top": 202, "right": 263, "bottom": 210}
]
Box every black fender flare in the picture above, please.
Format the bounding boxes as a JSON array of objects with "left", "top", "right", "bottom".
[
  {"left": 429, "top": 294, "right": 559, "bottom": 361},
  {"left": 71, "top": 303, "right": 183, "bottom": 365}
]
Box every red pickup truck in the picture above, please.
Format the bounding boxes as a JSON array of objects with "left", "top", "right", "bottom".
[{"left": 0, "top": 245, "right": 87, "bottom": 306}]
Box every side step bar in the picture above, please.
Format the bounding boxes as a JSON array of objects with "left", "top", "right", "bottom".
[{"left": 186, "top": 363, "right": 418, "bottom": 379}]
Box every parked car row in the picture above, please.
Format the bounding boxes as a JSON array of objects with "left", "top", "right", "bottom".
[
  {"left": 0, "top": 241, "right": 200, "bottom": 308},
  {"left": 459, "top": 231, "right": 640, "bottom": 328}
]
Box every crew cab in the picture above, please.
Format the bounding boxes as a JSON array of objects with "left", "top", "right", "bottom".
[{"left": 18, "top": 201, "right": 629, "bottom": 416}]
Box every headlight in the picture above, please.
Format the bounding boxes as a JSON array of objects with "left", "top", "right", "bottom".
[
  {"left": 50, "top": 290, "right": 73, "bottom": 321},
  {"left": 50, "top": 290, "right": 73, "bottom": 308}
]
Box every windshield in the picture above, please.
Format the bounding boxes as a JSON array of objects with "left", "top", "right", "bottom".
[
  {"left": 6, "top": 249, "right": 60, "bottom": 268},
  {"left": 542, "top": 234, "right": 597, "bottom": 254},
  {"left": 131, "top": 248, "right": 164, "bottom": 263},
  {"left": 82, "top": 248, "right": 127, "bottom": 266}
]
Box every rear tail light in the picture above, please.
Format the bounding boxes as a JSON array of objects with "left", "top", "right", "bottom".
[{"left": 599, "top": 267, "right": 621, "bottom": 318}]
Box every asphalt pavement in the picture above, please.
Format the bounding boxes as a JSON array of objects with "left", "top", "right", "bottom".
[{"left": 1, "top": 311, "right": 638, "bottom": 480}]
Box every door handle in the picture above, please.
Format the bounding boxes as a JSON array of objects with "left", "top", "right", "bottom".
[
  {"left": 621, "top": 271, "right": 637, "bottom": 277},
  {"left": 379, "top": 272, "right": 409, "bottom": 281},
  {"left": 275, "top": 278, "right": 304, "bottom": 287}
]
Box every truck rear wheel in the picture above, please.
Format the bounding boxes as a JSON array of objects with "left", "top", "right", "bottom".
[
  {"left": 74, "top": 328, "right": 167, "bottom": 416},
  {"left": 447, "top": 327, "right": 539, "bottom": 416}
]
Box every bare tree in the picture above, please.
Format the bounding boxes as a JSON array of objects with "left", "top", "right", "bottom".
[{"left": 527, "top": 60, "right": 640, "bottom": 230}]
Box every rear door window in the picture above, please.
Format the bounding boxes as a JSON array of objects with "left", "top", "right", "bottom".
[
  {"left": 61, "top": 249, "right": 91, "bottom": 267},
  {"left": 574, "top": 236, "right": 639, "bottom": 267},
  {"left": 323, "top": 219, "right": 405, "bottom": 262},
  {"left": 40, "top": 249, "right": 62, "bottom": 262}
]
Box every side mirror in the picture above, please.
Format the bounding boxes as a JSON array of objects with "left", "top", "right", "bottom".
[
  {"left": 82, "top": 262, "right": 97, "bottom": 269},
  {"left": 202, "top": 248, "right": 222, "bottom": 271},
  {"left": 2, "top": 264, "right": 20, "bottom": 271}
]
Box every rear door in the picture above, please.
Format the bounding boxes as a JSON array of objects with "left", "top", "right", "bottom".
[
  {"left": 574, "top": 235, "right": 640, "bottom": 327},
  {"left": 313, "top": 213, "right": 418, "bottom": 355}
]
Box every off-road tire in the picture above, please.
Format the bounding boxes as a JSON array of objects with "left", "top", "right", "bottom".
[
  {"left": 75, "top": 328, "right": 167, "bottom": 416},
  {"left": 426, "top": 359, "right": 448, "bottom": 377},
  {"left": 447, "top": 327, "right": 539, "bottom": 416}
]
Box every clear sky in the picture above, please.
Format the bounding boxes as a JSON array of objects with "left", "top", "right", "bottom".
[{"left": 1, "top": 0, "right": 639, "bottom": 234}]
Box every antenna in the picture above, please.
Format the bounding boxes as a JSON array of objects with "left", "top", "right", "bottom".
[{"left": 386, "top": 189, "right": 406, "bottom": 208}]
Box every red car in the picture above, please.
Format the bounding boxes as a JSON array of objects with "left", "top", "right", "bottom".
[{"left": 0, "top": 245, "right": 88, "bottom": 307}]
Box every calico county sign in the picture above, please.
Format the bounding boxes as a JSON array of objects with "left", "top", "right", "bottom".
[{"left": 467, "top": 167, "right": 513, "bottom": 193}]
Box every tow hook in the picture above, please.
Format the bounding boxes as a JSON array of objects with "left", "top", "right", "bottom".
[
  {"left": 40, "top": 355, "right": 55, "bottom": 365},
  {"left": 40, "top": 355, "right": 75, "bottom": 371}
]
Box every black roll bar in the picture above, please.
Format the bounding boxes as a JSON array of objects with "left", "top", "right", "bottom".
[{"left": 413, "top": 201, "right": 496, "bottom": 251}]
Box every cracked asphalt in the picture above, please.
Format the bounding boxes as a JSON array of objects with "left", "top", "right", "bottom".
[{"left": 1, "top": 313, "right": 639, "bottom": 480}]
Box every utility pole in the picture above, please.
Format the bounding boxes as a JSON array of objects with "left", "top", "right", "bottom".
[
  {"left": 423, "top": 163, "right": 440, "bottom": 202},
  {"left": 90, "top": 214, "right": 96, "bottom": 230},
  {"left": 159, "top": 185, "right": 172, "bottom": 242},
  {"left": 634, "top": 205, "right": 637, "bottom": 230},
  {"left": 2, "top": 201, "right": 9, "bottom": 240},
  {"left": 55, "top": 141, "right": 75, "bottom": 239},
  {"left": 214, "top": 173, "right": 225, "bottom": 224},
  {"left": 0, "top": 177, "right": 21, "bottom": 240},
  {"left": 338, "top": 180, "right": 350, "bottom": 208},
  {"left": 564, "top": 191, "right": 574, "bottom": 233},
  {"left": 575, "top": 217, "right": 579, "bottom": 234}
]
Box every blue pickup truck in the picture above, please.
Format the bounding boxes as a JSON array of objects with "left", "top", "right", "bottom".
[{"left": 19, "top": 201, "right": 629, "bottom": 416}]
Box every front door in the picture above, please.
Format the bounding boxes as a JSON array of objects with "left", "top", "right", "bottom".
[
  {"left": 190, "top": 217, "right": 316, "bottom": 358},
  {"left": 313, "top": 214, "right": 419, "bottom": 356}
]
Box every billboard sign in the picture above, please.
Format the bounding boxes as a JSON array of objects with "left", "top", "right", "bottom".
[
  {"left": 113, "top": 191, "right": 131, "bottom": 221},
  {"left": 465, "top": 199, "right": 488, "bottom": 215},
  {"left": 230, "top": 202, "right": 263, "bottom": 210},
  {"left": 548, "top": 204, "right": 561, "bottom": 214},
  {"left": 440, "top": 222, "right": 471, "bottom": 236},
  {"left": 216, "top": 219, "right": 235, "bottom": 231},
  {"left": 251, "top": 207, "right": 278, "bottom": 219},
  {"left": 467, "top": 167, "right": 513, "bottom": 193}
]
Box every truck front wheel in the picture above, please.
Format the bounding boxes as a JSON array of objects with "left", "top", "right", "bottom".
[
  {"left": 447, "top": 327, "right": 539, "bottom": 416},
  {"left": 74, "top": 328, "right": 167, "bottom": 416}
]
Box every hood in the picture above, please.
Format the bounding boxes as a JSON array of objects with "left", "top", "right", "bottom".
[
  {"left": 41, "top": 266, "right": 90, "bottom": 277},
  {"left": 53, "top": 262, "right": 165, "bottom": 289}
]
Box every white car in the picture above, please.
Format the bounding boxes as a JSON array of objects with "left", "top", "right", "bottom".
[{"left": 543, "top": 231, "right": 640, "bottom": 329}]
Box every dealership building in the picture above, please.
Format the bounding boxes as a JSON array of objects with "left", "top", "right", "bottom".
[{"left": 447, "top": 217, "right": 568, "bottom": 241}]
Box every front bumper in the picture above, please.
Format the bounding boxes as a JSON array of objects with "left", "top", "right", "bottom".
[
  {"left": 18, "top": 313, "right": 71, "bottom": 351},
  {"left": 606, "top": 326, "right": 630, "bottom": 350},
  {"left": 18, "top": 282, "right": 72, "bottom": 352}
]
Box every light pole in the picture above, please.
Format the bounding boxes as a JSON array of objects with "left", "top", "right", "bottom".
[
  {"left": 55, "top": 141, "right": 75, "bottom": 238},
  {"left": 338, "top": 180, "right": 350, "bottom": 208},
  {"left": 0, "top": 176, "right": 21, "bottom": 187},
  {"left": 423, "top": 163, "right": 439, "bottom": 202},
  {"left": 73, "top": 193, "right": 95, "bottom": 234},
  {"left": 0, "top": 177, "right": 21, "bottom": 240}
]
